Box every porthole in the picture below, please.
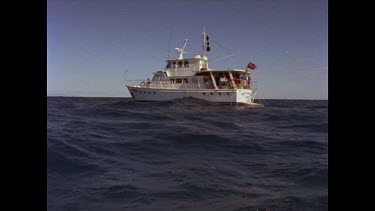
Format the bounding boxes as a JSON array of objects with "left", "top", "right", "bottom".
[
  {"left": 203, "top": 93, "right": 206, "bottom": 95},
  {"left": 153, "top": 92, "right": 156, "bottom": 94},
  {"left": 227, "top": 93, "right": 229, "bottom": 95},
  {"left": 218, "top": 92, "right": 221, "bottom": 95},
  {"left": 144, "top": 91, "right": 146, "bottom": 94},
  {"left": 148, "top": 91, "right": 151, "bottom": 94},
  {"left": 210, "top": 93, "right": 213, "bottom": 95}
]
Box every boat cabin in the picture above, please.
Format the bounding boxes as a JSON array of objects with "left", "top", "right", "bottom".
[
  {"left": 164, "top": 54, "right": 210, "bottom": 77},
  {"left": 146, "top": 34, "right": 253, "bottom": 91}
]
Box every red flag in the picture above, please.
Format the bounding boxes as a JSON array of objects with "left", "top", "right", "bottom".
[{"left": 247, "top": 61, "right": 257, "bottom": 70}]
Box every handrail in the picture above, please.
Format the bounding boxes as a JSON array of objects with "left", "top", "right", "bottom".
[
  {"left": 125, "top": 80, "right": 144, "bottom": 86},
  {"left": 126, "top": 79, "right": 257, "bottom": 91}
]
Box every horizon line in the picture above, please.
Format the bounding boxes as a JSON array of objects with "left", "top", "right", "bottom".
[{"left": 47, "top": 95, "right": 328, "bottom": 101}]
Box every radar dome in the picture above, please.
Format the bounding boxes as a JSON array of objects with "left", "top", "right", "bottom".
[{"left": 194, "top": 54, "right": 201, "bottom": 59}]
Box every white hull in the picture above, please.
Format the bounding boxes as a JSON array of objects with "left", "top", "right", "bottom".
[{"left": 127, "top": 86, "right": 262, "bottom": 105}]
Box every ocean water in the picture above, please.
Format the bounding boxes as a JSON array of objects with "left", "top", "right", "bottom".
[{"left": 47, "top": 97, "right": 328, "bottom": 211}]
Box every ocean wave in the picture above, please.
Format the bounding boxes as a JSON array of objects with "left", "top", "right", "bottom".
[{"left": 47, "top": 97, "right": 328, "bottom": 210}]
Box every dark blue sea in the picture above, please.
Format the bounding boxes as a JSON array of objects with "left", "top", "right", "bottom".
[{"left": 47, "top": 97, "right": 328, "bottom": 211}]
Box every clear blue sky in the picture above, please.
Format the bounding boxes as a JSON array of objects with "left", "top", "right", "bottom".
[{"left": 47, "top": 0, "right": 327, "bottom": 99}]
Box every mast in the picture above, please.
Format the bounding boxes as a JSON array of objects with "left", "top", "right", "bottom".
[
  {"left": 202, "top": 27, "right": 206, "bottom": 57},
  {"left": 202, "top": 27, "right": 210, "bottom": 58}
]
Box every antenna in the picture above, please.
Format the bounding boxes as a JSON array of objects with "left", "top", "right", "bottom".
[
  {"left": 167, "top": 24, "right": 173, "bottom": 60},
  {"left": 123, "top": 69, "right": 128, "bottom": 86}
]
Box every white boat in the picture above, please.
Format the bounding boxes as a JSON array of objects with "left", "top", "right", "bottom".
[{"left": 125, "top": 28, "right": 263, "bottom": 106}]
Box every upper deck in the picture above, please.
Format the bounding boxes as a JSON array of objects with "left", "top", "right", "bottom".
[{"left": 164, "top": 55, "right": 210, "bottom": 77}]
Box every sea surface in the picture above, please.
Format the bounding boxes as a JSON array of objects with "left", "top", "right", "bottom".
[{"left": 47, "top": 97, "right": 328, "bottom": 211}]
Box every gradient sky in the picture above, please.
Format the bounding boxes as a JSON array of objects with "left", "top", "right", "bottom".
[{"left": 47, "top": 0, "right": 327, "bottom": 99}]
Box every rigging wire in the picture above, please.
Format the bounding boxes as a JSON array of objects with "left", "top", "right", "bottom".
[{"left": 208, "top": 38, "right": 234, "bottom": 63}]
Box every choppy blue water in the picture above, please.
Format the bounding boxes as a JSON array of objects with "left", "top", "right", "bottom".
[{"left": 47, "top": 97, "right": 328, "bottom": 211}]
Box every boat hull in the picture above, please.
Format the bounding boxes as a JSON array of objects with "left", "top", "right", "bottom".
[{"left": 127, "top": 86, "right": 259, "bottom": 105}]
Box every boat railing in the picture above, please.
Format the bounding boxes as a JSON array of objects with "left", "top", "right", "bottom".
[
  {"left": 153, "top": 81, "right": 205, "bottom": 89},
  {"left": 125, "top": 80, "right": 145, "bottom": 87},
  {"left": 150, "top": 81, "right": 176, "bottom": 89},
  {"left": 126, "top": 79, "right": 257, "bottom": 91},
  {"left": 127, "top": 80, "right": 178, "bottom": 89}
]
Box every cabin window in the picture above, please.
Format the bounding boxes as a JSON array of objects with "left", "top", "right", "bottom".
[
  {"left": 154, "top": 74, "right": 162, "bottom": 81},
  {"left": 176, "top": 78, "right": 182, "bottom": 83},
  {"left": 173, "top": 62, "right": 176, "bottom": 68},
  {"left": 170, "top": 79, "right": 175, "bottom": 83},
  {"left": 178, "top": 61, "right": 183, "bottom": 67},
  {"left": 184, "top": 61, "right": 189, "bottom": 67},
  {"left": 166, "top": 62, "right": 171, "bottom": 68},
  {"left": 183, "top": 78, "right": 188, "bottom": 83},
  {"left": 191, "top": 78, "right": 198, "bottom": 83}
]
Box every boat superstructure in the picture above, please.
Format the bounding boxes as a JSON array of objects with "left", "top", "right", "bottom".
[{"left": 125, "top": 28, "right": 263, "bottom": 106}]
